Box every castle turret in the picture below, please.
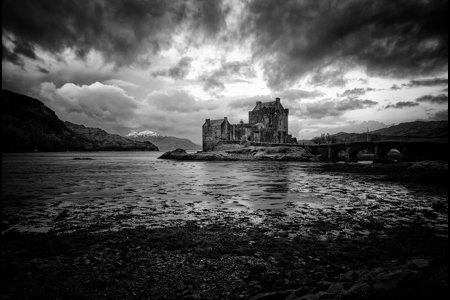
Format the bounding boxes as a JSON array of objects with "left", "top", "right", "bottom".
[{"left": 275, "top": 98, "right": 280, "bottom": 107}]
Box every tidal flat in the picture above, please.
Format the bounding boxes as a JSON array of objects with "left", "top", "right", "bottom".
[{"left": 2, "top": 152, "right": 448, "bottom": 300}]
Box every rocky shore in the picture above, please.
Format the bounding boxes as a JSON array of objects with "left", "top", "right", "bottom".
[
  {"left": 159, "top": 148, "right": 448, "bottom": 186},
  {"left": 2, "top": 220, "right": 448, "bottom": 300},
  {"left": 308, "top": 159, "right": 449, "bottom": 186},
  {"left": 158, "top": 147, "right": 314, "bottom": 161}
]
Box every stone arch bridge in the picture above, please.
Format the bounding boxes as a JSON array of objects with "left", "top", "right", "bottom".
[{"left": 308, "top": 141, "right": 448, "bottom": 162}]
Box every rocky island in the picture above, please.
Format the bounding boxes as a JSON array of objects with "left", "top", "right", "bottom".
[{"left": 158, "top": 146, "right": 314, "bottom": 161}]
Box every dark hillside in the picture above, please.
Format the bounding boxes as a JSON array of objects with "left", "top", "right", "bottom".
[
  {"left": 2, "top": 90, "right": 75, "bottom": 152},
  {"left": 332, "top": 121, "right": 448, "bottom": 143},
  {"left": 2, "top": 90, "right": 158, "bottom": 152}
]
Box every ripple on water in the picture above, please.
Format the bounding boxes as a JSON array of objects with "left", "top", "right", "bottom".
[{"left": 2, "top": 153, "right": 448, "bottom": 234}]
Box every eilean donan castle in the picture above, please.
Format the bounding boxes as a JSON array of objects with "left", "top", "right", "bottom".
[{"left": 202, "top": 98, "right": 297, "bottom": 151}]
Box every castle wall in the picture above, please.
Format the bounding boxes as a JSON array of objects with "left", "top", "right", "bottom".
[
  {"left": 202, "top": 119, "right": 231, "bottom": 151},
  {"left": 248, "top": 101, "right": 289, "bottom": 144}
]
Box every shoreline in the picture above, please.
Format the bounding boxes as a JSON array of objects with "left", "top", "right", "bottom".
[
  {"left": 159, "top": 148, "right": 449, "bottom": 186},
  {"left": 158, "top": 147, "right": 315, "bottom": 161}
]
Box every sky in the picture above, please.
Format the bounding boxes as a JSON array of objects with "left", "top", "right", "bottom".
[{"left": 2, "top": 0, "right": 448, "bottom": 144}]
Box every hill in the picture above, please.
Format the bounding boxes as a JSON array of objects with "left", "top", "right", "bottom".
[
  {"left": 127, "top": 131, "right": 201, "bottom": 151},
  {"left": 301, "top": 120, "right": 388, "bottom": 139},
  {"left": 332, "top": 121, "right": 448, "bottom": 143},
  {"left": 65, "top": 122, "right": 159, "bottom": 151},
  {"left": 371, "top": 120, "right": 448, "bottom": 138},
  {"left": 2, "top": 90, "right": 158, "bottom": 152}
]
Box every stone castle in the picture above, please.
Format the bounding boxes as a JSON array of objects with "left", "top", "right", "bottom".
[{"left": 202, "top": 98, "right": 297, "bottom": 151}]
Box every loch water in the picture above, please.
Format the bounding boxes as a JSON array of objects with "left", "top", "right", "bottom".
[{"left": 2, "top": 152, "right": 448, "bottom": 236}]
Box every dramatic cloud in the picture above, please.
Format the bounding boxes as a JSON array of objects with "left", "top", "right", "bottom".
[
  {"left": 403, "top": 78, "right": 449, "bottom": 88},
  {"left": 38, "top": 82, "right": 139, "bottom": 132},
  {"left": 37, "top": 66, "right": 50, "bottom": 74},
  {"left": 302, "top": 98, "right": 378, "bottom": 119},
  {"left": 385, "top": 101, "right": 420, "bottom": 109},
  {"left": 199, "top": 61, "right": 255, "bottom": 96},
  {"left": 102, "top": 79, "right": 139, "bottom": 88},
  {"left": 2, "top": 0, "right": 448, "bottom": 142},
  {"left": 278, "top": 89, "right": 325, "bottom": 101},
  {"left": 146, "top": 90, "right": 218, "bottom": 113},
  {"left": 429, "top": 109, "right": 448, "bottom": 121},
  {"left": 244, "top": 0, "right": 448, "bottom": 89},
  {"left": 228, "top": 89, "right": 324, "bottom": 110},
  {"left": 337, "top": 88, "right": 372, "bottom": 98},
  {"left": 2, "top": 0, "right": 230, "bottom": 67},
  {"left": 228, "top": 95, "right": 273, "bottom": 110},
  {"left": 152, "top": 57, "right": 193, "bottom": 80},
  {"left": 4, "top": 0, "right": 447, "bottom": 91},
  {"left": 307, "top": 64, "right": 349, "bottom": 88},
  {"left": 416, "top": 94, "right": 448, "bottom": 104}
]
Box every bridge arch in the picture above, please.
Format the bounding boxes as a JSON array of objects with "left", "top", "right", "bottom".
[
  {"left": 330, "top": 147, "right": 347, "bottom": 161},
  {"left": 348, "top": 146, "right": 376, "bottom": 162},
  {"left": 376, "top": 146, "right": 403, "bottom": 162}
]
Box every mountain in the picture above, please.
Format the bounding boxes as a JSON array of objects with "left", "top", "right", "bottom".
[
  {"left": 2, "top": 89, "right": 158, "bottom": 152},
  {"left": 332, "top": 120, "right": 448, "bottom": 143},
  {"left": 126, "top": 131, "right": 201, "bottom": 151},
  {"left": 303, "top": 121, "right": 388, "bottom": 139},
  {"left": 329, "top": 121, "right": 388, "bottom": 134},
  {"left": 126, "top": 130, "right": 163, "bottom": 138},
  {"left": 370, "top": 120, "right": 448, "bottom": 138},
  {"left": 65, "top": 122, "right": 159, "bottom": 151}
]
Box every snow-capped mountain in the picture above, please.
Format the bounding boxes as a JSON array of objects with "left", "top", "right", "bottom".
[
  {"left": 125, "top": 130, "right": 201, "bottom": 151},
  {"left": 126, "top": 130, "right": 164, "bottom": 138}
]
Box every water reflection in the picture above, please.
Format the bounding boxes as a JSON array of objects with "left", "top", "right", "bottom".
[{"left": 2, "top": 152, "right": 447, "bottom": 234}]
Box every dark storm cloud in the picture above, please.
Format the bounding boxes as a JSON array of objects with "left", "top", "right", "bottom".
[
  {"left": 385, "top": 101, "right": 420, "bottom": 109},
  {"left": 337, "top": 87, "right": 375, "bottom": 98},
  {"left": 303, "top": 98, "right": 378, "bottom": 119},
  {"left": 429, "top": 109, "right": 448, "bottom": 121},
  {"left": 37, "top": 66, "right": 50, "bottom": 74},
  {"left": 307, "top": 64, "right": 349, "bottom": 88},
  {"left": 244, "top": 0, "right": 448, "bottom": 89},
  {"left": 2, "top": 43, "right": 21, "bottom": 66},
  {"left": 2, "top": 0, "right": 228, "bottom": 67},
  {"left": 403, "top": 78, "right": 449, "bottom": 88},
  {"left": 152, "top": 57, "right": 193, "bottom": 80},
  {"left": 3, "top": 0, "right": 448, "bottom": 93},
  {"left": 391, "top": 84, "right": 402, "bottom": 91},
  {"left": 416, "top": 94, "right": 448, "bottom": 104}
]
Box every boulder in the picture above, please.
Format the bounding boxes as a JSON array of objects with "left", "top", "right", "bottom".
[{"left": 338, "top": 283, "right": 372, "bottom": 300}]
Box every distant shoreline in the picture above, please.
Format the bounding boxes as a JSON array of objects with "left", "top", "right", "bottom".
[{"left": 159, "top": 148, "right": 448, "bottom": 186}]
